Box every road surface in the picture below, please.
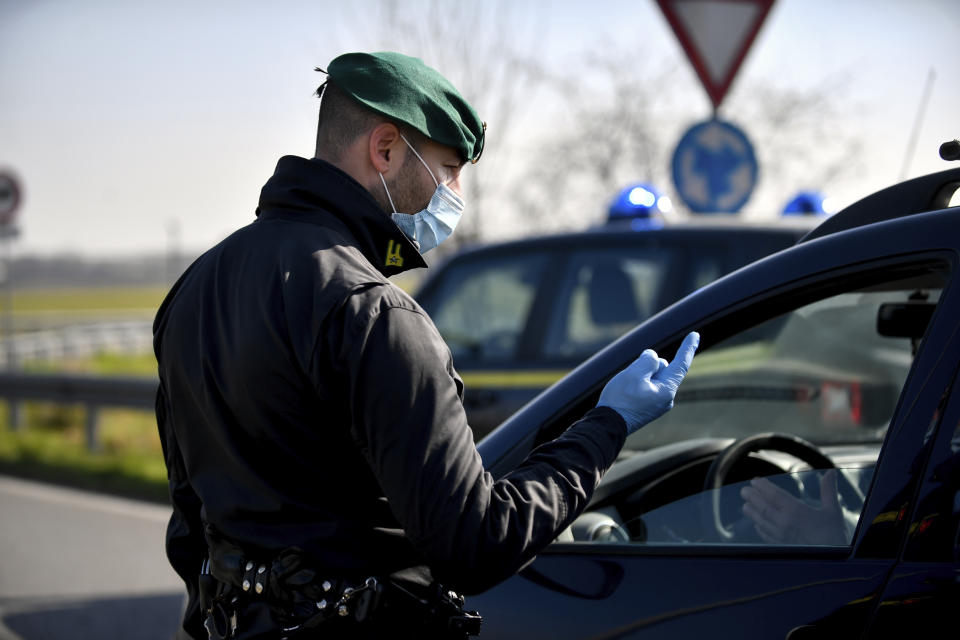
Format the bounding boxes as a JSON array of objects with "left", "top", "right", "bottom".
[{"left": 0, "top": 476, "right": 183, "bottom": 640}]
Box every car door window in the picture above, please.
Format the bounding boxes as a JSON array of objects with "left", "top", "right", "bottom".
[
  {"left": 542, "top": 249, "right": 678, "bottom": 360},
  {"left": 567, "top": 263, "right": 950, "bottom": 549},
  {"left": 421, "top": 253, "right": 547, "bottom": 364}
]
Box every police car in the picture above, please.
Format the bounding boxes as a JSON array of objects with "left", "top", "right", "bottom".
[
  {"left": 415, "top": 184, "right": 820, "bottom": 440},
  {"left": 469, "top": 166, "right": 960, "bottom": 637}
]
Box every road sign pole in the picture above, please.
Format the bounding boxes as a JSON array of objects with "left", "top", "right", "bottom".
[
  {"left": 1, "top": 232, "right": 23, "bottom": 429},
  {"left": 0, "top": 171, "right": 23, "bottom": 429}
]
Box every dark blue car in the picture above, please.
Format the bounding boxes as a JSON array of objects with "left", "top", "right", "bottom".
[
  {"left": 469, "top": 168, "right": 960, "bottom": 638},
  {"left": 416, "top": 218, "right": 816, "bottom": 440}
]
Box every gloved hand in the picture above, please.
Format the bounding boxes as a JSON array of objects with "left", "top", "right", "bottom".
[{"left": 598, "top": 331, "right": 700, "bottom": 435}]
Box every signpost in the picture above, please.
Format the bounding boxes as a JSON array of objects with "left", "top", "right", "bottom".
[
  {"left": 0, "top": 172, "right": 21, "bottom": 231},
  {"left": 0, "top": 172, "right": 20, "bottom": 423},
  {"left": 655, "top": 0, "right": 775, "bottom": 112},
  {"left": 656, "top": 0, "right": 775, "bottom": 213}
]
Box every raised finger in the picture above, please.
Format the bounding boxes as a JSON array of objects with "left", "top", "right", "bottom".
[{"left": 662, "top": 332, "right": 700, "bottom": 381}]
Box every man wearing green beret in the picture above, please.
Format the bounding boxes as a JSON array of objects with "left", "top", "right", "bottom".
[{"left": 154, "top": 51, "right": 697, "bottom": 639}]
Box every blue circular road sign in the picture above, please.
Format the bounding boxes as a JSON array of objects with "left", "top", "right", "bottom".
[
  {"left": 0, "top": 172, "right": 21, "bottom": 226},
  {"left": 671, "top": 119, "right": 757, "bottom": 213}
]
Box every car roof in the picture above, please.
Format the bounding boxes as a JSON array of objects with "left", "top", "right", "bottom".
[
  {"left": 441, "top": 167, "right": 959, "bottom": 262},
  {"left": 800, "top": 167, "right": 960, "bottom": 243},
  {"left": 439, "top": 217, "right": 815, "bottom": 261}
]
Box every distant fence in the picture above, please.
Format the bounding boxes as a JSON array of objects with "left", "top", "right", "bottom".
[
  {"left": 0, "top": 320, "right": 154, "bottom": 367},
  {"left": 0, "top": 372, "right": 158, "bottom": 451}
]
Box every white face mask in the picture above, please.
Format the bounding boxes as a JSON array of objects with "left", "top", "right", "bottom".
[{"left": 379, "top": 135, "right": 464, "bottom": 254}]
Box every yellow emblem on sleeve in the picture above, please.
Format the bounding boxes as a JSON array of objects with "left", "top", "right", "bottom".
[{"left": 385, "top": 239, "right": 404, "bottom": 268}]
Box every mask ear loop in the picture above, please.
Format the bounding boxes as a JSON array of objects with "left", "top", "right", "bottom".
[
  {"left": 378, "top": 173, "right": 398, "bottom": 214},
  {"left": 399, "top": 134, "right": 439, "bottom": 187}
]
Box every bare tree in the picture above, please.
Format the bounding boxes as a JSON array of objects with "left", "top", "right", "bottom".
[
  {"left": 508, "top": 48, "right": 863, "bottom": 231},
  {"left": 509, "top": 43, "right": 685, "bottom": 233},
  {"left": 724, "top": 73, "right": 864, "bottom": 213}
]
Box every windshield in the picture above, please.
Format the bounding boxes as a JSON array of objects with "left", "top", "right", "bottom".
[{"left": 625, "top": 273, "right": 946, "bottom": 451}]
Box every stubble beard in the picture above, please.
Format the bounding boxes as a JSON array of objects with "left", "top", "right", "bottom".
[{"left": 370, "top": 154, "right": 432, "bottom": 216}]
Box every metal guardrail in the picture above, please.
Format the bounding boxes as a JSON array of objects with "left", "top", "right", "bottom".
[
  {"left": 0, "top": 372, "right": 158, "bottom": 451},
  {"left": 0, "top": 320, "right": 153, "bottom": 367}
]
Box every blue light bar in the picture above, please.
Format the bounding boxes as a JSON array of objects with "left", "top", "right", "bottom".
[
  {"left": 783, "top": 191, "right": 834, "bottom": 216},
  {"left": 609, "top": 183, "right": 669, "bottom": 223}
]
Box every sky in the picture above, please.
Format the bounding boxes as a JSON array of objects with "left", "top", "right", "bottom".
[{"left": 0, "top": 0, "right": 958, "bottom": 258}]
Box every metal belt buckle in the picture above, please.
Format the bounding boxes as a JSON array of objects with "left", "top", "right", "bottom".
[
  {"left": 448, "top": 609, "right": 483, "bottom": 636},
  {"left": 336, "top": 576, "right": 383, "bottom": 622},
  {"left": 203, "top": 600, "right": 238, "bottom": 640},
  {"left": 437, "top": 586, "right": 481, "bottom": 636}
]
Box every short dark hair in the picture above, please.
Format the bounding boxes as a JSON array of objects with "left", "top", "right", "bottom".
[{"left": 315, "top": 80, "right": 427, "bottom": 161}]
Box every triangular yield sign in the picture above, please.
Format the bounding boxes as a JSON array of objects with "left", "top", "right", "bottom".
[{"left": 656, "top": 0, "right": 775, "bottom": 110}]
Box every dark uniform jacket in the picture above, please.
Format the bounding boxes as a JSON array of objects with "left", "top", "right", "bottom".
[{"left": 153, "top": 156, "right": 627, "bottom": 638}]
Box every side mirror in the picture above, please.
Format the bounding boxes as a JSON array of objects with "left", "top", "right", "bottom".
[{"left": 877, "top": 302, "right": 936, "bottom": 340}]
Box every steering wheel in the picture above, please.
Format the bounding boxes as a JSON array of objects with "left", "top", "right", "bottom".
[{"left": 701, "top": 433, "right": 865, "bottom": 542}]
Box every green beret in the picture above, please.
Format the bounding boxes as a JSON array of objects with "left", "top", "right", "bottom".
[{"left": 325, "top": 52, "right": 486, "bottom": 164}]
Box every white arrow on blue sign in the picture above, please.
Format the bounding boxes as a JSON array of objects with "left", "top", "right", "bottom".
[{"left": 670, "top": 119, "right": 758, "bottom": 214}]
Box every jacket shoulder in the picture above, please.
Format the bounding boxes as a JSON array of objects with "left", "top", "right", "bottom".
[{"left": 340, "top": 276, "right": 429, "bottom": 332}]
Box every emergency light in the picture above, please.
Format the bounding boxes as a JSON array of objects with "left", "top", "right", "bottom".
[
  {"left": 608, "top": 183, "right": 672, "bottom": 230},
  {"left": 782, "top": 191, "right": 836, "bottom": 216}
]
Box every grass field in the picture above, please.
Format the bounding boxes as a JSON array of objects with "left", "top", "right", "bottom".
[
  {"left": 6, "top": 285, "right": 168, "bottom": 334},
  {"left": 11, "top": 285, "right": 170, "bottom": 313},
  {"left": 0, "top": 286, "right": 168, "bottom": 502},
  {"left": 9, "top": 279, "right": 417, "bottom": 317},
  {"left": 0, "top": 402, "right": 168, "bottom": 503}
]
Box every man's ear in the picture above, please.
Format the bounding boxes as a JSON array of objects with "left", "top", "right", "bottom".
[{"left": 369, "top": 123, "right": 403, "bottom": 174}]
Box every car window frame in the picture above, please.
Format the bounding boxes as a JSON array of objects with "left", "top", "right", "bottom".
[
  {"left": 539, "top": 252, "right": 958, "bottom": 560},
  {"left": 899, "top": 347, "right": 960, "bottom": 563},
  {"left": 491, "top": 254, "right": 953, "bottom": 460},
  {"left": 476, "top": 239, "right": 959, "bottom": 555},
  {"left": 862, "top": 331, "right": 960, "bottom": 634},
  {"left": 853, "top": 275, "right": 960, "bottom": 561}
]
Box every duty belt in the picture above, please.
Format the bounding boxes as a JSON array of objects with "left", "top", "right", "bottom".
[{"left": 199, "top": 540, "right": 481, "bottom": 639}]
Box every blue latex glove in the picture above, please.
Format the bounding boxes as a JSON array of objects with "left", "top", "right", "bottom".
[{"left": 598, "top": 331, "right": 700, "bottom": 435}]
